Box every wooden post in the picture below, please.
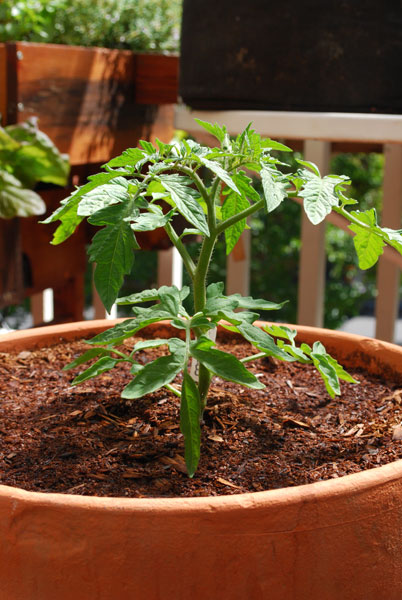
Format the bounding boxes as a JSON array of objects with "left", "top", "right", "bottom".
[
  {"left": 30, "top": 292, "right": 45, "bottom": 325},
  {"left": 226, "top": 229, "right": 251, "bottom": 296},
  {"left": 0, "top": 44, "right": 8, "bottom": 125},
  {"left": 157, "top": 247, "right": 183, "bottom": 289},
  {"left": 297, "top": 140, "right": 331, "bottom": 326},
  {"left": 375, "top": 144, "right": 402, "bottom": 342}
]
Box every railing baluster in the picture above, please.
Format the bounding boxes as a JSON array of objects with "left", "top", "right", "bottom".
[
  {"left": 375, "top": 144, "right": 402, "bottom": 342},
  {"left": 297, "top": 140, "right": 331, "bottom": 327},
  {"left": 226, "top": 228, "right": 251, "bottom": 296}
]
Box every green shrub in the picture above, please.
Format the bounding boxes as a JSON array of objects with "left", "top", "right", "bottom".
[{"left": 0, "top": 0, "right": 181, "bottom": 52}]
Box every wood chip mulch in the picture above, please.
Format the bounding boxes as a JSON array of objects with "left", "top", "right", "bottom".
[{"left": 0, "top": 333, "right": 401, "bottom": 498}]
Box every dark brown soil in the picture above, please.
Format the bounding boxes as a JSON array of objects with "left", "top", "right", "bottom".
[{"left": 0, "top": 332, "right": 401, "bottom": 498}]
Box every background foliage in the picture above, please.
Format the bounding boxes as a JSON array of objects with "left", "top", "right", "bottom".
[{"left": 0, "top": 0, "right": 181, "bottom": 52}]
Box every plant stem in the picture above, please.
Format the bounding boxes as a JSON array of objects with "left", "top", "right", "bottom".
[
  {"left": 165, "top": 383, "right": 181, "bottom": 398},
  {"left": 164, "top": 221, "right": 196, "bottom": 280},
  {"left": 216, "top": 198, "right": 265, "bottom": 235},
  {"left": 240, "top": 352, "right": 267, "bottom": 364}
]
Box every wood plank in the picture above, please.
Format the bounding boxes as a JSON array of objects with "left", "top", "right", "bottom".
[
  {"left": 135, "top": 54, "right": 178, "bottom": 104},
  {"left": 157, "top": 247, "right": 183, "bottom": 288},
  {"left": 297, "top": 140, "right": 331, "bottom": 327},
  {"left": 21, "top": 188, "right": 87, "bottom": 298},
  {"left": 0, "top": 219, "right": 24, "bottom": 309},
  {"left": 0, "top": 44, "right": 7, "bottom": 125},
  {"left": 226, "top": 229, "right": 250, "bottom": 296},
  {"left": 9, "top": 42, "right": 159, "bottom": 164},
  {"left": 375, "top": 144, "right": 402, "bottom": 342},
  {"left": 175, "top": 107, "right": 402, "bottom": 144}
]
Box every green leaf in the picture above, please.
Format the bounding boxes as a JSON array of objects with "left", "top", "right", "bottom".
[
  {"left": 72, "top": 356, "right": 120, "bottom": 385},
  {"left": 87, "top": 319, "right": 139, "bottom": 346},
  {"left": 63, "top": 347, "right": 112, "bottom": 370},
  {"left": 121, "top": 341, "right": 186, "bottom": 399},
  {"left": 299, "top": 171, "right": 342, "bottom": 225},
  {"left": 43, "top": 172, "right": 122, "bottom": 244},
  {"left": 190, "top": 315, "right": 216, "bottom": 330},
  {"left": 5, "top": 119, "right": 69, "bottom": 188},
  {"left": 261, "top": 167, "right": 289, "bottom": 213},
  {"left": 131, "top": 339, "right": 169, "bottom": 352},
  {"left": 325, "top": 353, "right": 359, "bottom": 385},
  {"left": 310, "top": 352, "right": 340, "bottom": 398},
  {"left": 158, "top": 174, "right": 209, "bottom": 236},
  {"left": 0, "top": 126, "right": 20, "bottom": 153},
  {"left": 349, "top": 209, "right": 385, "bottom": 269},
  {"left": 50, "top": 211, "right": 85, "bottom": 245},
  {"left": 296, "top": 159, "right": 321, "bottom": 177},
  {"left": 158, "top": 285, "right": 181, "bottom": 316},
  {"left": 203, "top": 294, "right": 239, "bottom": 316},
  {"left": 262, "top": 324, "right": 297, "bottom": 342},
  {"left": 180, "top": 370, "right": 201, "bottom": 477},
  {"left": 229, "top": 294, "right": 286, "bottom": 312},
  {"left": 130, "top": 363, "right": 144, "bottom": 375},
  {"left": 206, "top": 282, "right": 225, "bottom": 298},
  {"left": 130, "top": 209, "right": 175, "bottom": 232},
  {"left": 311, "top": 341, "right": 358, "bottom": 384},
  {"left": 261, "top": 139, "right": 292, "bottom": 152},
  {"left": 276, "top": 341, "right": 310, "bottom": 363},
  {"left": 237, "top": 322, "right": 294, "bottom": 362},
  {"left": 212, "top": 309, "right": 258, "bottom": 327},
  {"left": 78, "top": 178, "right": 130, "bottom": 217},
  {"left": 88, "top": 209, "right": 136, "bottom": 312},
  {"left": 104, "top": 148, "right": 144, "bottom": 168},
  {"left": 233, "top": 171, "right": 261, "bottom": 203},
  {"left": 117, "top": 288, "right": 159, "bottom": 305},
  {"left": 139, "top": 139, "right": 156, "bottom": 154},
  {"left": 222, "top": 190, "right": 249, "bottom": 254},
  {"left": 194, "top": 118, "right": 226, "bottom": 143},
  {"left": 0, "top": 169, "right": 46, "bottom": 218},
  {"left": 382, "top": 227, "right": 402, "bottom": 255},
  {"left": 198, "top": 157, "right": 240, "bottom": 195},
  {"left": 190, "top": 337, "right": 265, "bottom": 389},
  {"left": 262, "top": 324, "right": 310, "bottom": 362}
]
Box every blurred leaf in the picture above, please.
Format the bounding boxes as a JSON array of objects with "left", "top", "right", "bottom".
[{"left": 0, "top": 169, "right": 46, "bottom": 218}]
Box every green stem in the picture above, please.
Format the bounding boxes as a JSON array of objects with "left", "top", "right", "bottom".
[
  {"left": 333, "top": 205, "right": 378, "bottom": 231},
  {"left": 164, "top": 222, "right": 196, "bottom": 280},
  {"left": 165, "top": 383, "right": 181, "bottom": 398},
  {"left": 177, "top": 165, "right": 211, "bottom": 206},
  {"left": 240, "top": 352, "right": 266, "bottom": 364},
  {"left": 216, "top": 198, "right": 265, "bottom": 235}
]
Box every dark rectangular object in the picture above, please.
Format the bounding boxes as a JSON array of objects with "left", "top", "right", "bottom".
[{"left": 180, "top": 0, "right": 402, "bottom": 114}]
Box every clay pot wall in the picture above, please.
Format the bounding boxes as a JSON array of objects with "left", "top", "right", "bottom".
[{"left": 0, "top": 320, "right": 401, "bottom": 599}]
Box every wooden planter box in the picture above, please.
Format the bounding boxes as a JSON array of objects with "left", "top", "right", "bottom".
[
  {"left": 180, "top": 0, "right": 402, "bottom": 113},
  {"left": 0, "top": 42, "right": 180, "bottom": 318},
  {"left": 0, "top": 42, "right": 179, "bottom": 165}
]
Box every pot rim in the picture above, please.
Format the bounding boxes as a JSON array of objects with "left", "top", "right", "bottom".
[{"left": 1, "top": 318, "right": 401, "bottom": 512}]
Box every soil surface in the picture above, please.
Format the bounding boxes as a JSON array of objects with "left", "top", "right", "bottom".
[{"left": 0, "top": 332, "right": 402, "bottom": 498}]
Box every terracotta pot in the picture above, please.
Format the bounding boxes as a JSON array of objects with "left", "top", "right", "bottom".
[{"left": 0, "top": 320, "right": 402, "bottom": 600}]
